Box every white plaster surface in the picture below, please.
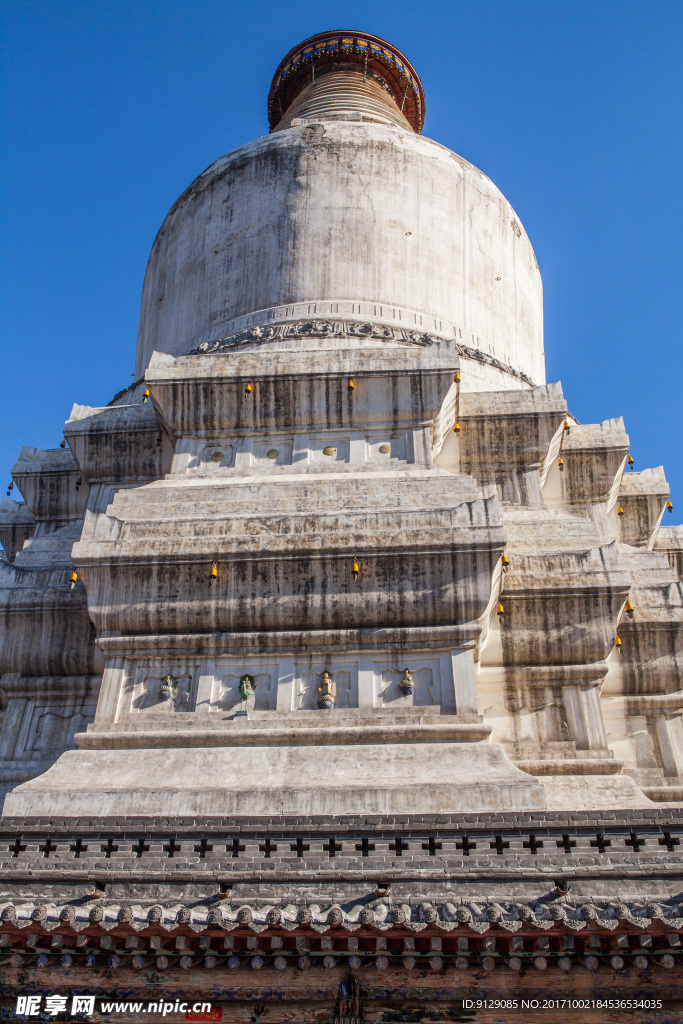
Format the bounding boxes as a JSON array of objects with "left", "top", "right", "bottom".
[
  {"left": 4, "top": 742, "right": 547, "bottom": 816},
  {"left": 539, "top": 774, "right": 655, "bottom": 810},
  {"left": 135, "top": 121, "right": 544, "bottom": 388}
]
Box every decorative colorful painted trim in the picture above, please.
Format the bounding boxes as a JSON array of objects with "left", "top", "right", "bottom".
[{"left": 268, "top": 31, "right": 425, "bottom": 133}]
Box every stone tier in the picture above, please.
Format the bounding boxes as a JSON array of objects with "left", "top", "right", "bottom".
[{"left": 0, "top": 498, "right": 34, "bottom": 563}]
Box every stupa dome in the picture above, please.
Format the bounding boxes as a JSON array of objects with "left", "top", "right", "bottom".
[{"left": 135, "top": 32, "right": 544, "bottom": 389}]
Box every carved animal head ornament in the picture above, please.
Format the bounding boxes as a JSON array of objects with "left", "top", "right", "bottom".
[{"left": 158, "top": 675, "right": 176, "bottom": 701}]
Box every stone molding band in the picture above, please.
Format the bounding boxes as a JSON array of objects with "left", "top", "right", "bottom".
[
  {"left": 74, "top": 720, "right": 492, "bottom": 749},
  {"left": 96, "top": 625, "right": 481, "bottom": 654}
]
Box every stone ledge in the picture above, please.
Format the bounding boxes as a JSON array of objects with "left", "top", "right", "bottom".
[
  {"left": 75, "top": 719, "right": 492, "bottom": 748},
  {"left": 2, "top": 809, "right": 680, "bottom": 828}
]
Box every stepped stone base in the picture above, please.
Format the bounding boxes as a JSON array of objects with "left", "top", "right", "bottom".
[
  {"left": 540, "top": 773, "right": 654, "bottom": 809},
  {"left": 3, "top": 741, "right": 546, "bottom": 816}
]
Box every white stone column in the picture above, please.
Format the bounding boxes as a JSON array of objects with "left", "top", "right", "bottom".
[
  {"left": 275, "top": 657, "right": 296, "bottom": 712},
  {"left": 93, "top": 659, "right": 126, "bottom": 725},
  {"left": 450, "top": 648, "right": 478, "bottom": 716},
  {"left": 357, "top": 655, "right": 375, "bottom": 708}
]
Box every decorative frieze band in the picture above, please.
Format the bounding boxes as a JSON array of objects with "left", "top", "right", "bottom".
[
  {"left": 1, "top": 813, "right": 681, "bottom": 885},
  {"left": 190, "top": 319, "right": 536, "bottom": 387}
]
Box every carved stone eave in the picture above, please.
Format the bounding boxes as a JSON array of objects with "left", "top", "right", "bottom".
[
  {"left": 64, "top": 403, "right": 169, "bottom": 485},
  {"left": 144, "top": 344, "right": 459, "bottom": 438},
  {"left": 616, "top": 611, "right": 683, "bottom": 694},
  {"left": 0, "top": 498, "right": 35, "bottom": 562},
  {"left": 0, "top": 572, "right": 100, "bottom": 678},
  {"left": 11, "top": 447, "right": 89, "bottom": 524},
  {"left": 458, "top": 383, "right": 567, "bottom": 505},
  {"left": 70, "top": 471, "right": 505, "bottom": 635},
  {"left": 546, "top": 418, "right": 629, "bottom": 514},
  {"left": 655, "top": 524, "right": 683, "bottom": 578},
  {"left": 499, "top": 556, "right": 631, "bottom": 668},
  {"left": 617, "top": 467, "right": 670, "bottom": 550},
  {"left": 74, "top": 539, "right": 504, "bottom": 635}
]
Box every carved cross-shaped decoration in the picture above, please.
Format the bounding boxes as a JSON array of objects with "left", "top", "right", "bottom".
[
  {"left": 194, "top": 838, "right": 213, "bottom": 859},
  {"left": 590, "top": 832, "right": 611, "bottom": 853},
  {"left": 259, "top": 838, "right": 278, "bottom": 859},
  {"left": 229, "top": 838, "right": 245, "bottom": 858},
  {"left": 39, "top": 837, "right": 56, "bottom": 859},
  {"left": 456, "top": 835, "right": 476, "bottom": 856},
  {"left": 323, "top": 837, "right": 342, "bottom": 858},
  {"left": 389, "top": 836, "right": 409, "bottom": 857},
  {"left": 659, "top": 831, "right": 681, "bottom": 852},
  {"left": 624, "top": 831, "right": 645, "bottom": 852},
  {"left": 100, "top": 838, "right": 119, "bottom": 859},
  {"left": 490, "top": 835, "right": 510, "bottom": 855},
  {"left": 422, "top": 837, "right": 442, "bottom": 856},
  {"left": 355, "top": 837, "right": 375, "bottom": 857},
  {"left": 291, "top": 838, "right": 310, "bottom": 858},
  {"left": 163, "top": 837, "right": 181, "bottom": 859},
  {"left": 70, "top": 838, "right": 88, "bottom": 859},
  {"left": 132, "top": 837, "right": 150, "bottom": 858},
  {"left": 556, "top": 834, "right": 576, "bottom": 854},
  {"left": 8, "top": 836, "right": 26, "bottom": 858},
  {"left": 523, "top": 834, "right": 544, "bottom": 855}
]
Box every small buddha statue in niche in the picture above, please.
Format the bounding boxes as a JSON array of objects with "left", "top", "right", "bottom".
[
  {"left": 318, "top": 671, "right": 335, "bottom": 710},
  {"left": 399, "top": 669, "right": 414, "bottom": 696},
  {"left": 239, "top": 674, "right": 256, "bottom": 704}
]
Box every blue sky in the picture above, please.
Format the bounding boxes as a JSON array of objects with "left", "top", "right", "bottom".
[{"left": 1, "top": 1, "right": 681, "bottom": 515}]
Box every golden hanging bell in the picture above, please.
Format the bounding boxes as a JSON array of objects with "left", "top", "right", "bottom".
[
  {"left": 624, "top": 600, "right": 634, "bottom": 619},
  {"left": 209, "top": 560, "right": 218, "bottom": 583},
  {"left": 142, "top": 387, "right": 150, "bottom": 403},
  {"left": 156, "top": 433, "right": 162, "bottom": 448},
  {"left": 558, "top": 457, "right": 564, "bottom": 472},
  {"left": 245, "top": 383, "right": 252, "bottom": 394},
  {"left": 617, "top": 505, "right": 625, "bottom": 517},
  {"left": 69, "top": 570, "right": 78, "bottom": 590},
  {"left": 6, "top": 482, "right": 13, "bottom": 496},
  {"left": 563, "top": 420, "right": 570, "bottom": 434},
  {"left": 75, "top": 477, "right": 82, "bottom": 491},
  {"left": 667, "top": 500, "right": 674, "bottom": 513},
  {"left": 502, "top": 554, "right": 510, "bottom": 573},
  {"left": 615, "top": 635, "right": 622, "bottom": 651},
  {"left": 348, "top": 379, "right": 355, "bottom": 390},
  {"left": 496, "top": 602, "right": 505, "bottom": 617},
  {"left": 60, "top": 439, "right": 66, "bottom": 448},
  {"left": 627, "top": 455, "right": 634, "bottom": 469},
  {"left": 352, "top": 558, "right": 360, "bottom": 577},
  {"left": 453, "top": 422, "right": 461, "bottom": 433},
  {"left": 454, "top": 371, "right": 461, "bottom": 383}
]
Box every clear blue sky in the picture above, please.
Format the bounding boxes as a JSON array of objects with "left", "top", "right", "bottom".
[{"left": 2, "top": 1, "right": 681, "bottom": 515}]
